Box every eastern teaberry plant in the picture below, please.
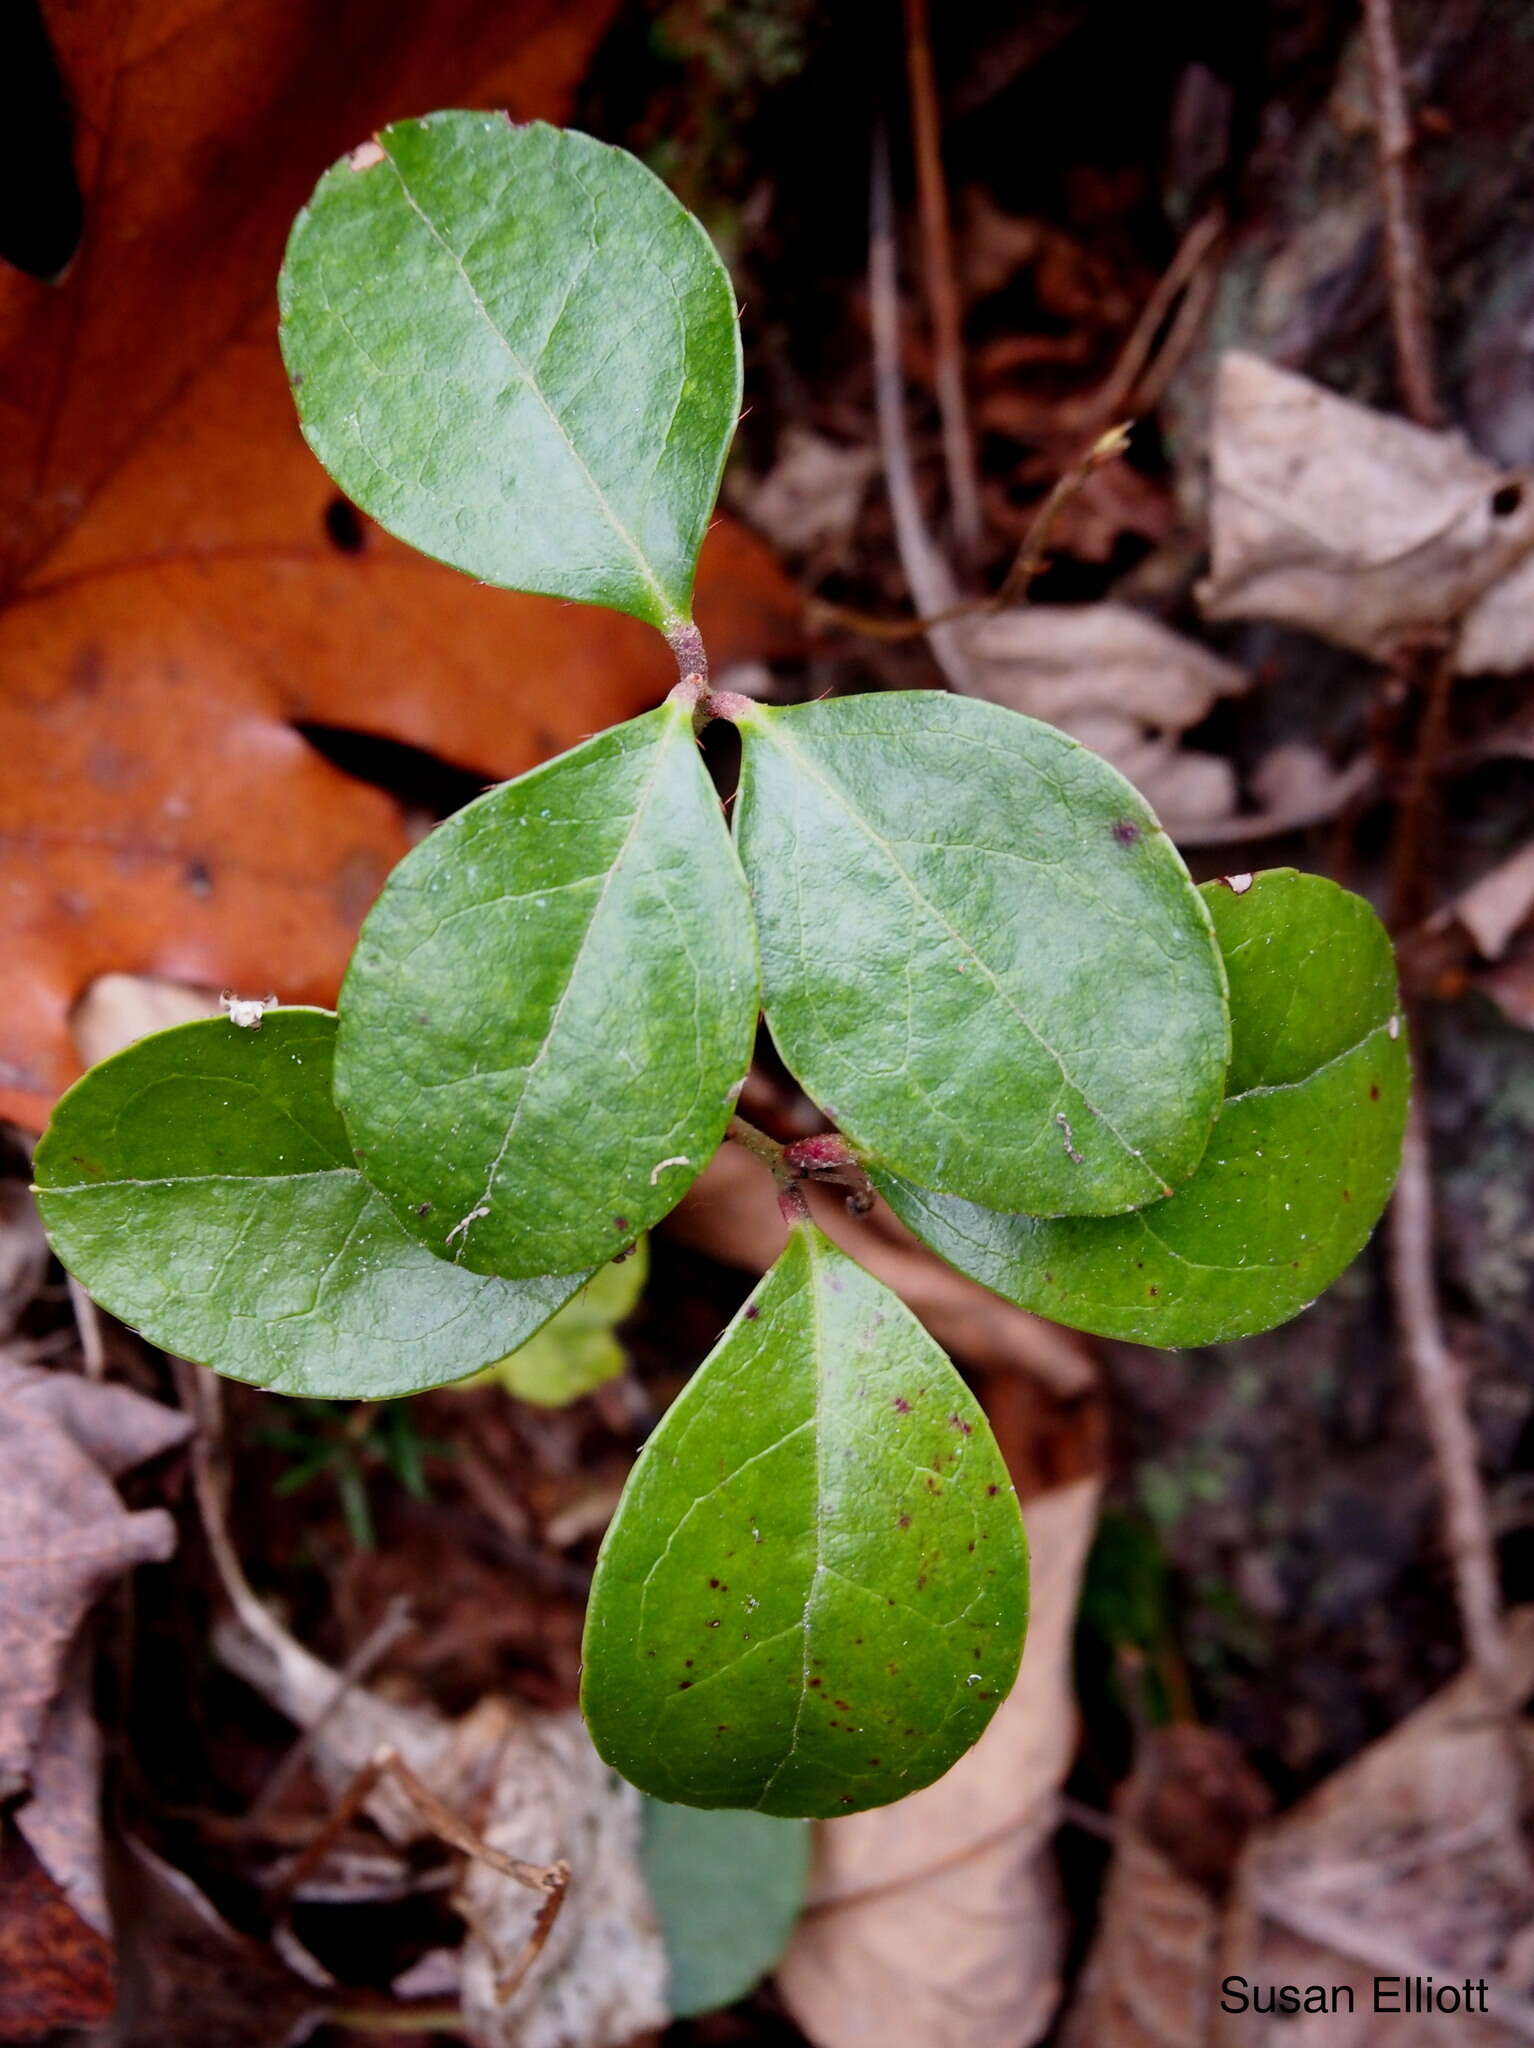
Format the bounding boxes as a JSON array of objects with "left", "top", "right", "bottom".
[{"left": 31, "top": 114, "right": 1410, "bottom": 1820}]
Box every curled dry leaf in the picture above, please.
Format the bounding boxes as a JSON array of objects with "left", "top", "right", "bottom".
[
  {"left": 0, "top": 1358, "right": 190, "bottom": 2036},
  {"left": 0, "top": 1358, "right": 191, "bottom": 1799},
  {"left": 101, "top": 1838, "right": 325, "bottom": 2048},
  {"left": 1201, "top": 353, "right": 1534, "bottom": 668},
  {"left": 1232, "top": 1611, "right": 1534, "bottom": 2044},
  {"left": 216, "top": 1614, "right": 667, "bottom": 2048},
  {"left": 776, "top": 1475, "right": 1102, "bottom": 2048},
  {"left": 0, "top": 5, "right": 801, "bottom": 1131},
  {"left": 1056, "top": 1727, "right": 1272, "bottom": 2048}
]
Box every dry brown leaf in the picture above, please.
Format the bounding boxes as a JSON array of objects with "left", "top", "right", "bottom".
[
  {"left": 102, "top": 1837, "right": 325, "bottom": 2048},
  {"left": 0, "top": 1358, "right": 191, "bottom": 1799},
  {"left": 0, "top": 1825, "right": 116, "bottom": 2040},
  {"left": 744, "top": 427, "right": 880, "bottom": 563},
  {"left": 1057, "top": 1727, "right": 1272, "bottom": 2048},
  {"left": 0, "top": 0, "right": 625, "bottom": 594},
  {"left": 0, "top": 11, "right": 802, "bottom": 1130},
  {"left": 1445, "top": 843, "right": 1534, "bottom": 964},
  {"left": 776, "top": 1475, "right": 1102, "bottom": 2048},
  {"left": 1201, "top": 353, "right": 1534, "bottom": 666},
  {"left": 666, "top": 1144, "right": 1097, "bottom": 1398},
  {"left": 215, "top": 1614, "right": 668, "bottom": 2048},
  {"left": 1232, "top": 1612, "right": 1534, "bottom": 2044}
]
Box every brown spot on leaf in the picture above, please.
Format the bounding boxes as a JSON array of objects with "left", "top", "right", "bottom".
[{"left": 1112, "top": 818, "right": 1141, "bottom": 845}]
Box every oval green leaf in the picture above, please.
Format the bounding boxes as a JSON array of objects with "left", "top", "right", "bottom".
[
  {"left": 279, "top": 114, "right": 742, "bottom": 630},
  {"left": 33, "top": 1011, "right": 584, "bottom": 1398},
  {"left": 877, "top": 870, "right": 1409, "bottom": 1346},
  {"left": 581, "top": 1225, "right": 1028, "bottom": 1818},
  {"left": 335, "top": 701, "right": 758, "bottom": 1280},
  {"left": 733, "top": 693, "right": 1230, "bottom": 1217},
  {"left": 641, "top": 1799, "right": 811, "bottom": 2017}
]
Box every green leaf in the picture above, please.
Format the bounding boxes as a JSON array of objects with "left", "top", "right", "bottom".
[
  {"left": 32, "top": 1012, "right": 583, "bottom": 1398},
  {"left": 335, "top": 701, "right": 758, "bottom": 1281},
  {"left": 279, "top": 113, "right": 741, "bottom": 630},
  {"left": 877, "top": 870, "right": 1409, "bottom": 1346},
  {"left": 733, "top": 693, "right": 1229, "bottom": 1218},
  {"left": 641, "top": 1798, "right": 811, "bottom": 2017},
  {"left": 483, "top": 1237, "right": 648, "bottom": 1406},
  {"left": 581, "top": 1225, "right": 1028, "bottom": 1818}
]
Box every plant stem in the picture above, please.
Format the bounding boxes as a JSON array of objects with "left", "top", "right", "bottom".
[
  {"left": 665, "top": 617, "right": 709, "bottom": 683},
  {"left": 903, "top": 0, "right": 984, "bottom": 563},
  {"left": 725, "top": 1114, "right": 792, "bottom": 1183},
  {"left": 1362, "top": 0, "right": 1442, "bottom": 428}
]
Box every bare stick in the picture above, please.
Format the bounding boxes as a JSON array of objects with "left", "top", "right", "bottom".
[
  {"left": 869, "top": 122, "right": 975, "bottom": 691},
  {"left": 276, "top": 1745, "right": 569, "bottom": 1991},
  {"left": 1066, "top": 207, "right": 1224, "bottom": 432},
  {"left": 1389, "top": 1097, "right": 1512, "bottom": 1710},
  {"left": 1362, "top": 0, "right": 1442, "bottom": 428},
  {"left": 252, "top": 1596, "right": 415, "bottom": 1817},
  {"left": 996, "top": 423, "right": 1133, "bottom": 606},
  {"left": 903, "top": 0, "right": 984, "bottom": 562},
  {"left": 66, "top": 1274, "right": 106, "bottom": 1378}
]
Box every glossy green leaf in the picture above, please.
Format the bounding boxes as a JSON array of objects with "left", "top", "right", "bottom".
[
  {"left": 641, "top": 1798, "right": 811, "bottom": 2016},
  {"left": 335, "top": 701, "right": 758, "bottom": 1281},
  {"left": 877, "top": 871, "right": 1409, "bottom": 1346},
  {"left": 279, "top": 113, "right": 741, "bottom": 630},
  {"left": 481, "top": 1237, "right": 648, "bottom": 1407},
  {"left": 733, "top": 693, "right": 1229, "bottom": 1218},
  {"left": 32, "top": 1012, "right": 583, "bottom": 1398},
  {"left": 581, "top": 1225, "right": 1028, "bottom": 1818}
]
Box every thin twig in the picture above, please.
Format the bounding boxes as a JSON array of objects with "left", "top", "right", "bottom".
[
  {"left": 66, "top": 1274, "right": 106, "bottom": 1379},
  {"left": 1389, "top": 1097, "right": 1512, "bottom": 1712},
  {"left": 995, "top": 422, "right": 1133, "bottom": 607},
  {"left": 1362, "top": 0, "right": 1442, "bottom": 428},
  {"left": 903, "top": 0, "right": 984, "bottom": 562},
  {"left": 252, "top": 1596, "right": 416, "bottom": 1817},
  {"left": 869, "top": 120, "right": 975, "bottom": 691},
  {"left": 1063, "top": 207, "right": 1224, "bottom": 432}
]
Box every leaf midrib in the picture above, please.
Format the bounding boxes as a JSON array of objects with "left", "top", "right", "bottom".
[
  {"left": 753, "top": 720, "right": 1174, "bottom": 1201},
  {"left": 379, "top": 138, "right": 682, "bottom": 626}
]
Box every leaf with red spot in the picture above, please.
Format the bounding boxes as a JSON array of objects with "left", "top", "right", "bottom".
[{"left": 581, "top": 1224, "right": 1029, "bottom": 1818}]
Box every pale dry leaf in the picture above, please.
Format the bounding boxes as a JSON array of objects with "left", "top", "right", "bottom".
[
  {"left": 215, "top": 1614, "right": 668, "bottom": 2048},
  {"left": 458, "top": 1711, "right": 667, "bottom": 2048},
  {"left": 960, "top": 604, "right": 1245, "bottom": 828},
  {"left": 1232, "top": 1610, "right": 1534, "bottom": 2044},
  {"left": 776, "top": 1475, "right": 1102, "bottom": 2048},
  {"left": 14, "top": 1641, "right": 106, "bottom": 1935},
  {"left": 667, "top": 1144, "right": 1096, "bottom": 1398},
  {"left": 1201, "top": 353, "right": 1534, "bottom": 667},
  {"left": 71, "top": 975, "right": 224, "bottom": 1070},
  {"left": 1444, "top": 843, "right": 1534, "bottom": 964},
  {"left": 0, "top": 1358, "right": 191, "bottom": 1797},
  {"left": 746, "top": 427, "right": 880, "bottom": 560},
  {"left": 1056, "top": 1727, "right": 1271, "bottom": 2048}
]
